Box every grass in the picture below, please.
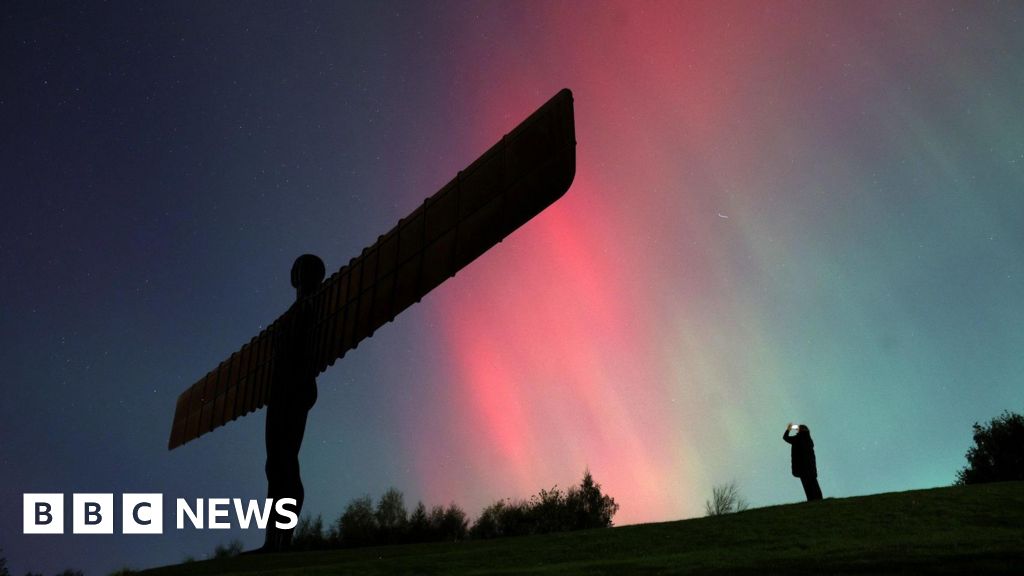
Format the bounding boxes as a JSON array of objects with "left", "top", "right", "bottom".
[{"left": 139, "top": 481, "right": 1024, "bottom": 575}]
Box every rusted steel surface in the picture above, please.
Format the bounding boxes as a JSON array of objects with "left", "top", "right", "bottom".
[{"left": 168, "top": 89, "right": 576, "bottom": 450}]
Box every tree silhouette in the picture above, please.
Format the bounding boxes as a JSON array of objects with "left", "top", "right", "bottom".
[
  {"left": 569, "top": 469, "right": 620, "bottom": 528},
  {"left": 338, "top": 495, "right": 378, "bottom": 547},
  {"left": 407, "top": 501, "right": 430, "bottom": 543},
  {"left": 436, "top": 503, "right": 469, "bottom": 541},
  {"left": 956, "top": 410, "right": 1024, "bottom": 485},
  {"left": 469, "top": 500, "right": 505, "bottom": 539},
  {"left": 301, "top": 470, "right": 620, "bottom": 550},
  {"left": 375, "top": 488, "right": 408, "bottom": 544},
  {"left": 704, "top": 481, "right": 749, "bottom": 516}
]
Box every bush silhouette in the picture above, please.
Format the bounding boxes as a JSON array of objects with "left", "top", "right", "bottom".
[
  {"left": 532, "top": 486, "right": 570, "bottom": 533},
  {"left": 292, "top": 514, "right": 326, "bottom": 550},
  {"left": 471, "top": 499, "right": 524, "bottom": 539},
  {"left": 470, "top": 470, "right": 619, "bottom": 538},
  {"left": 956, "top": 410, "right": 1024, "bottom": 485},
  {"left": 304, "top": 471, "right": 619, "bottom": 551},
  {"left": 483, "top": 498, "right": 535, "bottom": 537},
  {"left": 211, "top": 539, "right": 243, "bottom": 559}
]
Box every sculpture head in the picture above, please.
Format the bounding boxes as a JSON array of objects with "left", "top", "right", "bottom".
[{"left": 291, "top": 254, "right": 325, "bottom": 299}]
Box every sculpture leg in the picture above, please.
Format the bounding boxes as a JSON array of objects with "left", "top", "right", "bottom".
[{"left": 264, "top": 404, "right": 309, "bottom": 551}]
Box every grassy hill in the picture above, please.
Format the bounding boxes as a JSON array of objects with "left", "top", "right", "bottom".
[{"left": 139, "top": 481, "right": 1024, "bottom": 575}]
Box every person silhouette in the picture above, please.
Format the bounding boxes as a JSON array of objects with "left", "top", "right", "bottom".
[
  {"left": 783, "top": 423, "right": 822, "bottom": 501},
  {"left": 262, "top": 254, "right": 324, "bottom": 552}
]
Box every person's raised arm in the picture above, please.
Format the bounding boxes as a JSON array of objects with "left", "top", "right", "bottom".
[{"left": 783, "top": 422, "right": 794, "bottom": 443}]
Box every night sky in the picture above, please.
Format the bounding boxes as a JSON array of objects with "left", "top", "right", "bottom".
[{"left": 3, "top": 2, "right": 1024, "bottom": 574}]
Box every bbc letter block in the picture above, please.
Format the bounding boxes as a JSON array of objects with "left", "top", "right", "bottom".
[
  {"left": 73, "top": 493, "right": 114, "bottom": 534},
  {"left": 122, "top": 493, "right": 163, "bottom": 534},
  {"left": 23, "top": 493, "right": 63, "bottom": 534}
]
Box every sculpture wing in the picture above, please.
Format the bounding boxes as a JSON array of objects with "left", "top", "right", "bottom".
[{"left": 168, "top": 88, "right": 576, "bottom": 450}]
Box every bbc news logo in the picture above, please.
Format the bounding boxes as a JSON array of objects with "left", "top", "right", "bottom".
[{"left": 23, "top": 494, "right": 296, "bottom": 534}]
